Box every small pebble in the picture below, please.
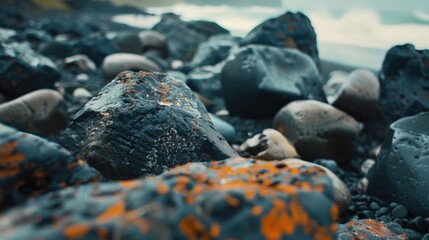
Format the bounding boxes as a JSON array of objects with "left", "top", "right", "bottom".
[
  {"left": 407, "top": 216, "right": 425, "bottom": 233},
  {"left": 392, "top": 205, "right": 408, "bottom": 219},
  {"left": 370, "top": 201, "right": 380, "bottom": 210},
  {"left": 73, "top": 88, "right": 92, "bottom": 99}
]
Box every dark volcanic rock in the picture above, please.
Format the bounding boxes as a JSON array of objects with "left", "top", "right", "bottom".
[
  {"left": 0, "top": 42, "right": 61, "bottom": 98},
  {"left": 152, "top": 13, "right": 227, "bottom": 62},
  {"left": 191, "top": 34, "right": 237, "bottom": 67},
  {"left": 69, "top": 32, "right": 118, "bottom": 65},
  {"left": 241, "top": 11, "right": 319, "bottom": 66},
  {"left": 60, "top": 71, "right": 237, "bottom": 180},
  {"left": 0, "top": 123, "right": 101, "bottom": 211},
  {"left": 324, "top": 69, "right": 380, "bottom": 121},
  {"left": 112, "top": 31, "right": 143, "bottom": 54},
  {"left": 336, "top": 219, "right": 407, "bottom": 240},
  {"left": 367, "top": 112, "right": 429, "bottom": 217},
  {"left": 379, "top": 44, "right": 429, "bottom": 122},
  {"left": 273, "top": 100, "right": 361, "bottom": 165},
  {"left": 0, "top": 158, "right": 339, "bottom": 240},
  {"left": 138, "top": 30, "right": 169, "bottom": 58},
  {"left": 221, "top": 45, "right": 325, "bottom": 118}
]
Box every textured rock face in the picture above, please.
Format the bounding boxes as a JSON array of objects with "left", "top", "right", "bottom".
[
  {"left": 367, "top": 112, "right": 429, "bottom": 217},
  {"left": 324, "top": 69, "right": 380, "bottom": 121},
  {"left": 241, "top": 11, "right": 319, "bottom": 66},
  {"left": 0, "top": 123, "right": 101, "bottom": 211},
  {"left": 336, "top": 219, "right": 407, "bottom": 240},
  {"left": 0, "top": 158, "right": 339, "bottom": 240},
  {"left": 191, "top": 34, "right": 237, "bottom": 67},
  {"left": 273, "top": 100, "right": 361, "bottom": 165},
  {"left": 379, "top": 44, "right": 429, "bottom": 122},
  {"left": 0, "top": 42, "right": 61, "bottom": 98},
  {"left": 221, "top": 45, "right": 325, "bottom": 118},
  {"left": 60, "top": 71, "right": 237, "bottom": 180},
  {"left": 0, "top": 89, "right": 68, "bottom": 136}
]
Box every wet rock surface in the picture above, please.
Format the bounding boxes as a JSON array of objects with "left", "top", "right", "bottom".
[
  {"left": 0, "top": 123, "right": 101, "bottom": 210},
  {"left": 0, "top": 158, "right": 339, "bottom": 240},
  {"left": 367, "top": 112, "right": 429, "bottom": 217},
  {"left": 0, "top": 41, "right": 61, "bottom": 98},
  {"left": 241, "top": 11, "right": 319, "bottom": 66},
  {"left": 60, "top": 71, "right": 237, "bottom": 180},
  {"left": 273, "top": 100, "right": 361, "bottom": 165},
  {"left": 221, "top": 45, "right": 325, "bottom": 118}
]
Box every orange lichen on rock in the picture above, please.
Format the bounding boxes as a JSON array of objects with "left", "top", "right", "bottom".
[
  {"left": 0, "top": 141, "right": 25, "bottom": 165},
  {"left": 338, "top": 219, "right": 408, "bottom": 240}
]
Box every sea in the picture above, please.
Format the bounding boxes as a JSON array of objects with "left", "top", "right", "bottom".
[{"left": 113, "top": 0, "right": 429, "bottom": 70}]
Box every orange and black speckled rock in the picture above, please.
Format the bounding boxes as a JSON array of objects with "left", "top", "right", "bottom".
[
  {"left": 336, "top": 219, "right": 407, "bottom": 240},
  {"left": 0, "top": 123, "right": 102, "bottom": 211},
  {"left": 0, "top": 158, "right": 339, "bottom": 240},
  {"left": 60, "top": 71, "right": 237, "bottom": 180}
]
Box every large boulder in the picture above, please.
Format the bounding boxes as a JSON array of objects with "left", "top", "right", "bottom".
[
  {"left": 241, "top": 12, "right": 319, "bottom": 66},
  {"left": 221, "top": 45, "right": 325, "bottom": 118},
  {"left": 379, "top": 44, "right": 429, "bottom": 122},
  {"left": 273, "top": 100, "right": 361, "bottom": 165},
  {"left": 367, "top": 112, "right": 429, "bottom": 217},
  {"left": 0, "top": 158, "right": 339, "bottom": 240},
  {"left": 336, "top": 219, "right": 407, "bottom": 240},
  {"left": 0, "top": 89, "right": 68, "bottom": 136},
  {"left": 0, "top": 123, "right": 101, "bottom": 210},
  {"left": 0, "top": 42, "right": 60, "bottom": 98},
  {"left": 60, "top": 71, "right": 237, "bottom": 180}
]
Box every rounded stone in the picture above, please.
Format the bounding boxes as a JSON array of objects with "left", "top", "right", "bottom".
[
  {"left": 273, "top": 100, "right": 361, "bottom": 165},
  {"left": 324, "top": 69, "right": 380, "bottom": 121},
  {"left": 101, "top": 53, "right": 161, "bottom": 80},
  {"left": 237, "top": 128, "right": 299, "bottom": 160},
  {"left": 138, "top": 30, "right": 169, "bottom": 58},
  {"left": 0, "top": 89, "right": 68, "bottom": 136},
  {"left": 113, "top": 31, "right": 143, "bottom": 54},
  {"left": 221, "top": 45, "right": 325, "bottom": 118},
  {"left": 336, "top": 219, "right": 408, "bottom": 240}
]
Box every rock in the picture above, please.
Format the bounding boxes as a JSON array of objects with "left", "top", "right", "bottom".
[
  {"left": 241, "top": 12, "right": 319, "bottom": 66},
  {"left": 367, "top": 112, "right": 429, "bottom": 216},
  {"left": 153, "top": 13, "right": 225, "bottom": 61},
  {"left": 101, "top": 53, "right": 161, "bottom": 80},
  {"left": 221, "top": 45, "right": 325, "bottom": 118},
  {"left": 392, "top": 205, "right": 408, "bottom": 219},
  {"left": 187, "top": 64, "right": 223, "bottom": 100},
  {"left": 186, "top": 20, "right": 229, "bottom": 38},
  {"left": 191, "top": 34, "right": 237, "bottom": 67},
  {"left": 0, "top": 123, "right": 101, "bottom": 210},
  {"left": 423, "top": 233, "right": 429, "bottom": 240},
  {"left": 273, "top": 100, "right": 361, "bottom": 165},
  {"left": 64, "top": 54, "right": 97, "bottom": 73},
  {"left": 403, "top": 229, "right": 423, "bottom": 240},
  {"left": 357, "top": 178, "right": 369, "bottom": 194},
  {"left": 407, "top": 216, "right": 425, "bottom": 233},
  {"left": 23, "top": 28, "right": 53, "bottom": 50},
  {"left": 73, "top": 88, "right": 92, "bottom": 99},
  {"left": 0, "top": 158, "right": 340, "bottom": 240},
  {"left": 336, "top": 219, "right": 408, "bottom": 240},
  {"left": 236, "top": 128, "right": 299, "bottom": 160},
  {"left": 40, "top": 40, "right": 71, "bottom": 60},
  {"left": 75, "top": 73, "right": 89, "bottom": 82},
  {"left": 138, "top": 30, "right": 169, "bottom": 58},
  {"left": 209, "top": 113, "right": 236, "bottom": 143},
  {"left": 282, "top": 158, "right": 351, "bottom": 214},
  {"left": 324, "top": 69, "right": 380, "bottom": 121},
  {"left": 60, "top": 71, "right": 237, "bottom": 179},
  {"left": 379, "top": 44, "right": 429, "bottom": 122},
  {"left": 0, "top": 89, "right": 68, "bottom": 136},
  {"left": 113, "top": 31, "right": 143, "bottom": 54},
  {"left": 0, "top": 42, "right": 61, "bottom": 98},
  {"left": 360, "top": 159, "right": 375, "bottom": 175}
]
